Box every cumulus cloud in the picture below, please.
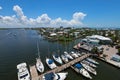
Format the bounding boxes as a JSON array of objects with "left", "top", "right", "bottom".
[
  {"left": 0, "top": 6, "right": 2, "bottom": 10},
  {"left": 0, "top": 5, "right": 87, "bottom": 28}
]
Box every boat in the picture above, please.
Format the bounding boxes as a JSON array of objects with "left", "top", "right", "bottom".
[
  {"left": 70, "top": 51, "right": 79, "bottom": 58},
  {"left": 46, "top": 58, "right": 57, "bottom": 69},
  {"left": 75, "top": 51, "right": 82, "bottom": 57},
  {"left": 17, "top": 62, "right": 30, "bottom": 80},
  {"left": 86, "top": 58, "right": 99, "bottom": 65},
  {"left": 81, "top": 62, "right": 97, "bottom": 75},
  {"left": 53, "top": 54, "right": 63, "bottom": 64},
  {"left": 42, "top": 72, "right": 68, "bottom": 80},
  {"left": 61, "top": 55, "right": 69, "bottom": 63},
  {"left": 74, "top": 63, "right": 92, "bottom": 79},
  {"left": 36, "top": 42, "right": 44, "bottom": 73},
  {"left": 82, "top": 60, "right": 97, "bottom": 68},
  {"left": 64, "top": 51, "right": 73, "bottom": 60}
]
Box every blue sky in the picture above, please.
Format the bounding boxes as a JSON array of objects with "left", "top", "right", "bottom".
[{"left": 0, "top": 0, "right": 120, "bottom": 28}]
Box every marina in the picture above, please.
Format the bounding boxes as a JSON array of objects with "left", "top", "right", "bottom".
[
  {"left": 0, "top": 29, "right": 120, "bottom": 80},
  {"left": 74, "top": 43, "right": 120, "bottom": 68},
  {"left": 30, "top": 53, "right": 91, "bottom": 80}
]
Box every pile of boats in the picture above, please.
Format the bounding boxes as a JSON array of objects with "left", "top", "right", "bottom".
[{"left": 17, "top": 50, "right": 99, "bottom": 80}]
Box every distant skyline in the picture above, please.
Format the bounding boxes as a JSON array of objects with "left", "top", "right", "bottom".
[{"left": 0, "top": 0, "right": 120, "bottom": 28}]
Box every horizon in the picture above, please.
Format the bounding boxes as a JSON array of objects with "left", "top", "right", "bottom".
[{"left": 0, "top": 0, "right": 120, "bottom": 28}]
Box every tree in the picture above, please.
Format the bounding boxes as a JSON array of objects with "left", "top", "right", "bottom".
[{"left": 118, "top": 48, "right": 120, "bottom": 55}]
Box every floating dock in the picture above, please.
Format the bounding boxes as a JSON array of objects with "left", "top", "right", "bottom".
[{"left": 30, "top": 53, "right": 91, "bottom": 80}]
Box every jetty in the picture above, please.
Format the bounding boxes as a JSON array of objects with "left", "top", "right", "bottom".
[{"left": 30, "top": 53, "right": 91, "bottom": 80}]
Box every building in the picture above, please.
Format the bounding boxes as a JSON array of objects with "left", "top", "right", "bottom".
[{"left": 86, "top": 35, "right": 112, "bottom": 44}]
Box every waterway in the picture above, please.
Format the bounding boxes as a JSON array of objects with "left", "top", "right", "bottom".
[{"left": 0, "top": 29, "right": 120, "bottom": 80}]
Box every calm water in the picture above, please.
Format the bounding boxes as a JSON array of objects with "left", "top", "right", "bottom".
[{"left": 0, "top": 29, "right": 120, "bottom": 80}]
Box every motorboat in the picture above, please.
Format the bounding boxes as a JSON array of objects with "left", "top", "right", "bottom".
[
  {"left": 61, "top": 55, "right": 69, "bottom": 63},
  {"left": 74, "top": 63, "right": 92, "bottom": 79},
  {"left": 64, "top": 51, "right": 73, "bottom": 60},
  {"left": 46, "top": 58, "right": 57, "bottom": 69},
  {"left": 86, "top": 58, "right": 99, "bottom": 65},
  {"left": 53, "top": 54, "right": 63, "bottom": 64},
  {"left": 42, "top": 72, "right": 68, "bottom": 80},
  {"left": 81, "top": 62, "right": 97, "bottom": 75},
  {"left": 82, "top": 60, "right": 97, "bottom": 68},
  {"left": 70, "top": 51, "right": 79, "bottom": 58},
  {"left": 17, "top": 62, "right": 30, "bottom": 80}
]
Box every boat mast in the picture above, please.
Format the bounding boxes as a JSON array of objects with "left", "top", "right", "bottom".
[{"left": 37, "top": 41, "right": 41, "bottom": 59}]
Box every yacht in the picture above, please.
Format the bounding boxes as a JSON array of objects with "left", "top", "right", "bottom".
[
  {"left": 42, "top": 72, "right": 68, "bottom": 80},
  {"left": 46, "top": 58, "right": 57, "bottom": 69},
  {"left": 53, "top": 54, "right": 63, "bottom": 64},
  {"left": 81, "top": 62, "right": 97, "bottom": 75},
  {"left": 61, "top": 55, "right": 69, "bottom": 63},
  {"left": 74, "top": 63, "right": 92, "bottom": 79},
  {"left": 17, "top": 62, "right": 30, "bottom": 80},
  {"left": 82, "top": 60, "right": 97, "bottom": 68},
  {"left": 70, "top": 51, "right": 79, "bottom": 58},
  {"left": 64, "top": 51, "right": 73, "bottom": 60},
  {"left": 86, "top": 58, "right": 99, "bottom": 65}
]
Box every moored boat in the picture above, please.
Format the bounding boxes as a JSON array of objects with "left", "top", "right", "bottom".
[
  {"left": 81, "top": 62, "right": 97, "bottom": 75},
  {"left": 42, "top": 72, "right": 68, "bottom": 80},
  {"left": 70, "top": 51, "right": 79, "bottom": 58},
  {"left": 82, "top": 60, "right": 97, "bottom": 68},
  {"left": 86, "top": 58, "right": 99, "bottom": 65},
  {"left": 74, "top": 63, "right": 92, "bottom": 79},
  {"left": 36, "top": 58, "right": 44, "bottom": 73},
  {"left": 64, "top": 51, "right": 73, "bottom": 60},
  {"left": 36, "top": 42, "right": 44, "bottom": 73},
  {"left": 17, "top": 62, "right": 30, "bottom": 80},
  {"left": 46, "top": 58, "right": 57, "bottom": 69},
  {"left": 61, "top": 55, "right": 69, "bottom": 63},
  {"left": 53, "top": 54, "right": 63, "bottom": 64}
]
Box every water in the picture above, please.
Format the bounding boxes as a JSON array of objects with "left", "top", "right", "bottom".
[{"left": 0, "top": 29, "right": 120, "bottom": 80}]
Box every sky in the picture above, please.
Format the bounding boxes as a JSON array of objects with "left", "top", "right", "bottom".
[{"left": 0, "top": 0, "right": 120, "bottom": 28}]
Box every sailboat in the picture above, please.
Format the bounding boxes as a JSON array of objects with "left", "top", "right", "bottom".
[{"left": 36, "top": 42, "right": 44, "bottom": 73}]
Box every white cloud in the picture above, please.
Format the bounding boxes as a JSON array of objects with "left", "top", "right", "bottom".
[
  {"left": 0, "top": 6, "right": 2, "bottom": 10},
  {"left": 0, "top": 5, "right": 87, "bottom": 28}
]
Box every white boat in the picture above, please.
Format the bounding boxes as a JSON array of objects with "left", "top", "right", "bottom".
[
  {"left": 75, "top": 52, "right": 82, "bottom": 57},
  {"left": 74, "top": 63, "right": 92, "bottom": 79},
  {"left": 64, "top": 51, "right": 73, "bottom": 60},
  {"left": 36, "top": 42, "right": 44, "bottom": 73},
  {"left": 42, "top": 72, "right": 68, "bottom": 80},
  {"left": 61, "top": 55, "right": 69, "bottom": 63},
  {"left": 82, "top": 60, "right": 97, "bottom": 68},
  {"left": 81, "top": 62, "right": 97, "bottom": 75},
  {"left": 53, "top": 54, "right": 63, "bottom": 64},
  {"left": 86, "top": 58, "right": 99, "bottom": 65},
  {"left": 70, "top": 51, "right": 79, "bottom": 58},
  {"left": 17, "top": 62, "right": 30, "bottom": 80},
  {"left": 54, "top": 72, "right": 68, "bottom": 80},
  {"left": 46, "top": 58, "right": 57, "bottom": 69},
  {"left": 36, "top": 58, "right": 44, "bottom": 73}
]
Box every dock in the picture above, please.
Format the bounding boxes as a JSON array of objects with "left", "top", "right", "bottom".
[
  {"left": 30, "top": 65, "right": 39, "bottom": 80},
  {"left": 74, "top": 43, "right": 120, "bottom": 68},
  {"left": 30, "top": 53, "right": 91, "bottom": 80}
]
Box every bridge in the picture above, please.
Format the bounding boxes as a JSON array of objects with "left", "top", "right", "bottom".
[{"left": 30, "top": 53, "right": 91, "bottom": 80}]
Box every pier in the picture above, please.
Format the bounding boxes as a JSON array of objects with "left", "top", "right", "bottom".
[{"left": 30, "top": 53, "right": 91, "bottom": 80}]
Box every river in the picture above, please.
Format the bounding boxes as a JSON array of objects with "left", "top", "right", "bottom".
[{"left": 0, "top": 29, "right": 120, "bottom": 80}]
